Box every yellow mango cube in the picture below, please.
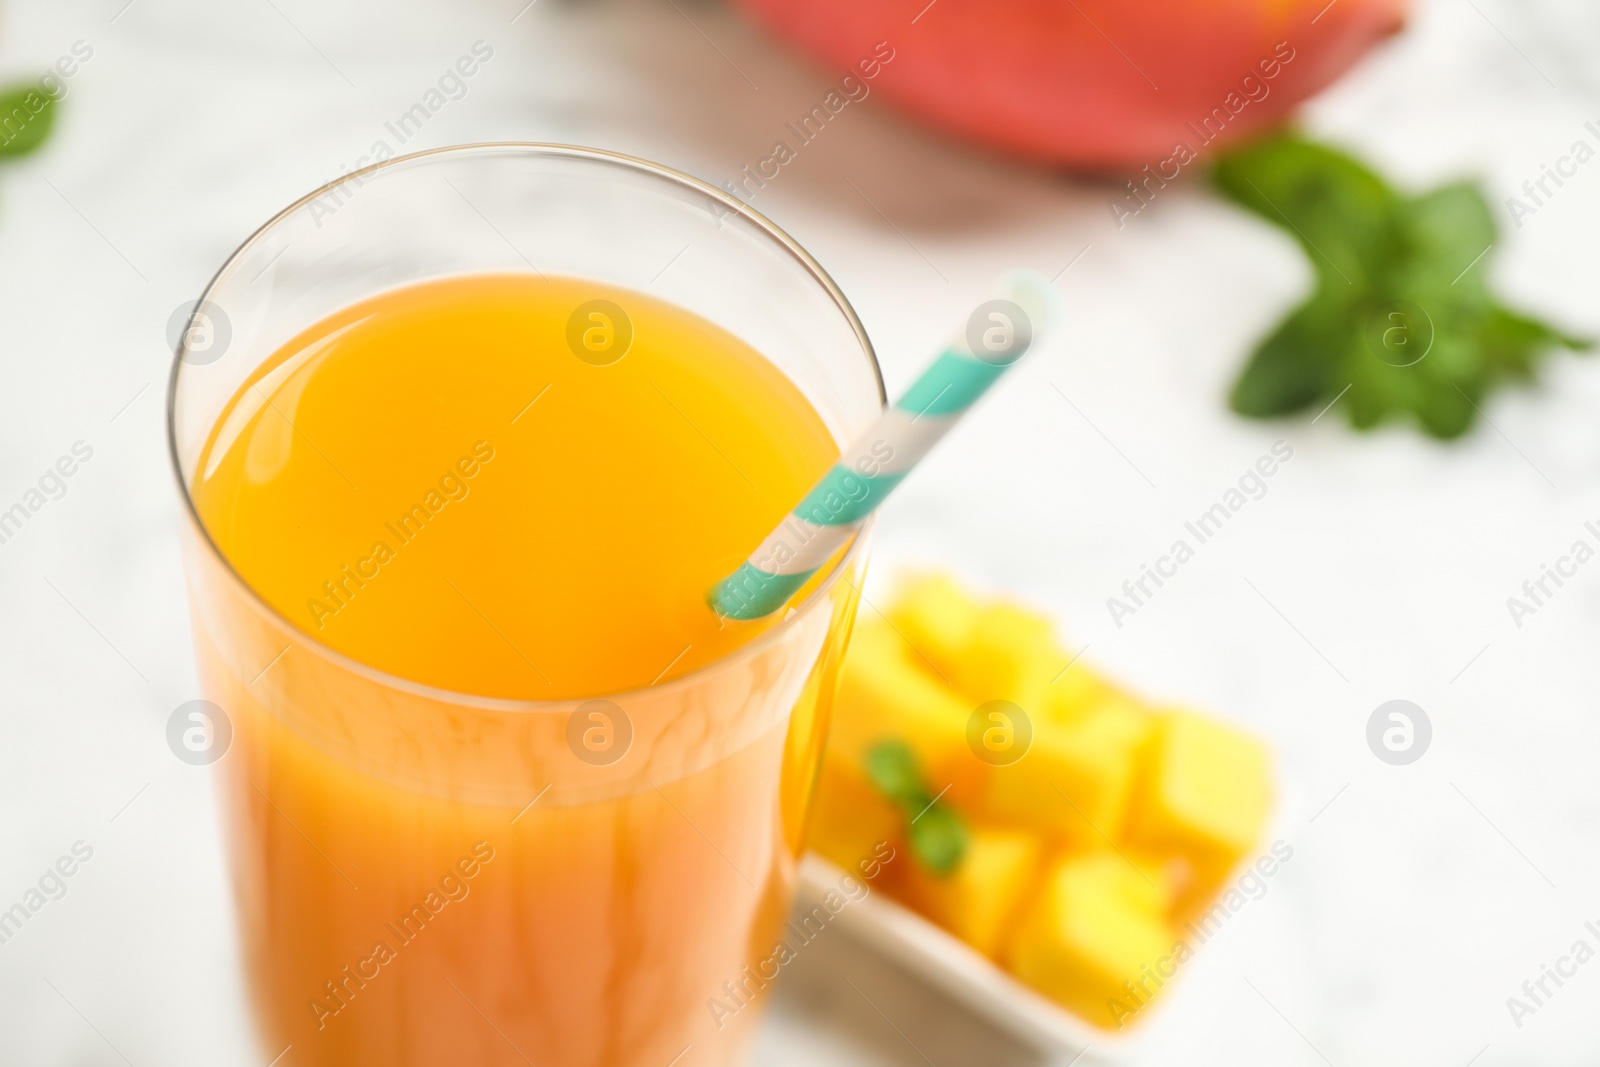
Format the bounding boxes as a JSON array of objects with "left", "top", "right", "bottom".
[
  {"left": 886, "top": 572, "right": 980, "bottom": 680},
  {"left": 829, "top": 620, "right": 975, "bottom": 799},
  {"left": 1128, "top": 710, "right": 1271, "bottom": 870},
  {"left": 808, "top": 749, "right": 904, "bottom": 876},
  {"left": 900, "top": 825, "right": 1043, "bottom": 958},
  {"left": 1062, "top": 851, "right": 1171, "bottom": 916},
  {"left": 1007, "top": 852, "right": 1179, "bottom": 1030},
  {"left": 983, "top": 696, "right": 1153, "bottom": 843},
  {"left": 951, "top": 601, "right": 1060, "bottom": 707},
  {"left": 1043, "top": 662, "right": 1117, "bottom": 727},
  {"left": 1123, "top": 847, "right": 1196, "bottom": 918}
]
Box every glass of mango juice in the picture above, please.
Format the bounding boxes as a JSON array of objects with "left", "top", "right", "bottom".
[{"left": 165, "top": 144, "right": 883, "bottom": 1067}]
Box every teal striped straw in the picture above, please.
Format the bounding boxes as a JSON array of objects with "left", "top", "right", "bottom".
[{"left": 709, "top": 270, "right": 1063, "bottom": 621}]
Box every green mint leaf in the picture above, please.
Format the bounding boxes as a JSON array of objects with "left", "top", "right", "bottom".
[
  {"left": 862, "top": 740, "right": 967, "bottom": 876},
  {"left": 1230, "top": 292, "right": 1355, "bottom": 417},
  {"left": 1479, "top": 304, "right": 1591, "bottom": 379},
  {"left": 1343, "top": 325, "right": 1477, "bottom": 436},
  {"left": 1392, "top": 182, "right": 1495, "bottom": 296},
  {"left": 907, "top": 804, "right": 968, "bottom": 877},
  {"left": 1211, "top": 130, "right": 1395, "bottom": 289},
  {"left": 863, "top": 740, "right": 925, "bottom": 809},
  {"left": 1212, "top": 131, "right": 1592, "bottom": 439},
  {"left": 0, "top": 86, "right": 56, "bottom": 159}
]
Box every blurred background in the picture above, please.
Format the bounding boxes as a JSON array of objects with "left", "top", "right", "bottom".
[{"left": 2, "top": 0, "right": 1599, "bottom": 1062}]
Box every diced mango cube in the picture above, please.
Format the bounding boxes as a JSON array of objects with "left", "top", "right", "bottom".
[
  {"left": 983, "top": 696, "right": 1153, "bottom": 843},
  {"left": 1062, "top": 851, "right": 1172, "bottom": 916},
  {"left": 900, "top": 825, "right": 1042, "bottom": 958},
  {"left": 1043, "top": 662, "right": 1116, "bottom": 727},
  {"left": 1007, "top": 852, "right": 1177, "bottom": 1030},
  {"left": 1122, "top": 847, "right": 1196, "bottom": 918},
  {"left": 886, "top": 573, "right": 980, "bottom": 680},
  {"left": 829, "top": 620, "right": 975, "bottom": 799},
  {"left": 1129, "top": 710, "right": 1271, "bottom": 870},
  {"left": 951, "top": 601, "right": 1060, "bottom": 707},
  {"left": 808, "top": 749, "right": 904, "bottom": 877}
]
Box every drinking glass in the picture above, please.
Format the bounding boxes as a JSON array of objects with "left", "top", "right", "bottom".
[{"left": 166, "top": 143, "right": 883, "bottom": 1067}]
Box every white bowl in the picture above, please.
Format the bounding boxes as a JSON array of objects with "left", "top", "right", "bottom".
[
  {"left": 796, "top": 852, "right": 1166, "bottom": 1063},
  {"left": 795, "top": 785, "right": 1298, "bottom": 1065}
]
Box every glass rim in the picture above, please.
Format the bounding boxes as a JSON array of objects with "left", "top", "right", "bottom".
[{"left": 165, "top": 141, "right": 885, "bottom": 715}]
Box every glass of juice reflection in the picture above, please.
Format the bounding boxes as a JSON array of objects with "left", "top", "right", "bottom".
[{"left": 166, "top": 145, "right": 883, "bottom": 1066}]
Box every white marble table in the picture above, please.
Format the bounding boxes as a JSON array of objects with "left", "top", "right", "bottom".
[{"left": 2, "top": 0, "right": 1598, "bottom": 1063}]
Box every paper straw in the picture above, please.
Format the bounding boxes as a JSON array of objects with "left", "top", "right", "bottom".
[{"left": 709, "top": 269, "right": 1063, "bottom": 621}]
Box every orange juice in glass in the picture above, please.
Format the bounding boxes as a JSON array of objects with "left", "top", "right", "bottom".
[{"left": 166, "top": 145, "right": 882, "bottom": 1067}]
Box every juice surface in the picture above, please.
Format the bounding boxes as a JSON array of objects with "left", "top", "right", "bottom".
[{"left": 193, "top": 273, "right": 839, "bottom": 699}]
